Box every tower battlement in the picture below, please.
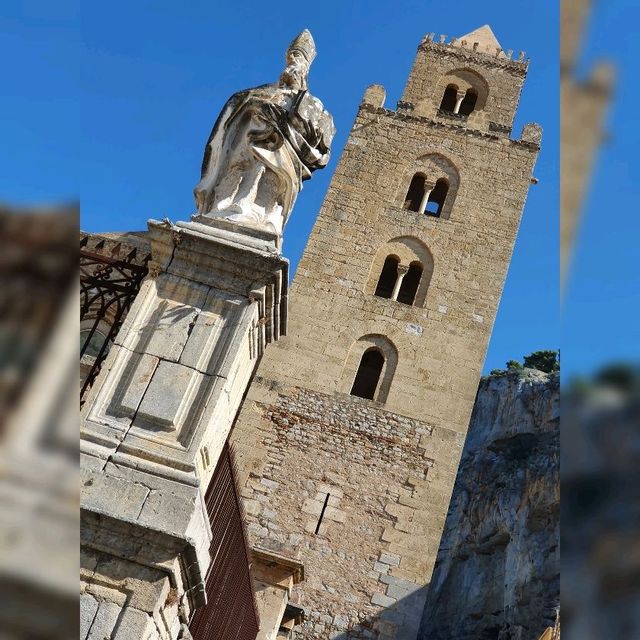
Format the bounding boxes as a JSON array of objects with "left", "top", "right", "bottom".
[{"left": 421, "top": 32, "right": 529, "bottom": 68}]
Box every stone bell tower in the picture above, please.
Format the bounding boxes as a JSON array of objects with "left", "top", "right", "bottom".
[{"left": 231, "top": 25, "right": 542, "bottom": 639}]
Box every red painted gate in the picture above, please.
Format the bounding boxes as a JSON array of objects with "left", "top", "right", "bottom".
[{"left": 190, "top": 443, "right": 260, "bottom": 640}]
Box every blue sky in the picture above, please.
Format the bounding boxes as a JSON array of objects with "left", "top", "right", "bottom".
[
  {"left": 0, "top": 0, "right": 559, "bottom": 375},
  {"left": 563, "top": 0, "right": 640, "bottom": 379}
]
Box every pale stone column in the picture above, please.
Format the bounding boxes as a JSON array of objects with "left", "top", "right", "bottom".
[
  {"left": 80, "top": 217, "right": 289, "bottom": 639},
  {"left": 453, "top": 89, "right": 466, "bottom": 114},
  {"left": 391, "top": 264, "right": 410, "bottom": 301},
  {"left": 419, "top": 182, "right": 435, "bottom": 214}
]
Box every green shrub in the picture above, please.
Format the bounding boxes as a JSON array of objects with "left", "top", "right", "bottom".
[{"left": 523, "top": 350, "right": 559, "bottom": 373}]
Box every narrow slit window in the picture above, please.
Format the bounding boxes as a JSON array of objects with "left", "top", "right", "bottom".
[
  {"left": 374, "top": 256, "right": 399, "bottom": 299},
  {"left": 397, "top": 262, "right": 423, "bottom": 306},
  {"left": 439, "top": 84, "right": 458, "bottom": 112},
  {"left": 404, "top": 174, "right": 426, "bottom": 212},
  {"left": 425, "top": 178, "right": 449, "bottom": 217},
  {"left": 458, "top": 88, "right": 478, "bottom": 116},
  {"left": 315, "top": 493, "right": 330, "bottom": 534},
  {"left": 350, "top": 348, "right": 385, "bottom": 400}
]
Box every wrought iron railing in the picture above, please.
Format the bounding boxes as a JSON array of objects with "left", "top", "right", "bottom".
[{"left": 80, "top": 236, "right": 150, "bottom": 403}]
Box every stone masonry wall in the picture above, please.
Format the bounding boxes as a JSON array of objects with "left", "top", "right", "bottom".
[
  {"left": 80, "top": 547, "right": 180, "bottom": 640},
  {"left": 232, "top": 378, "right": 464, "bottom": 640}
]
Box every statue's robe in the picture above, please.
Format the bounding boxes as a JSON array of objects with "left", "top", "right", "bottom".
[{"left": 194, "top": 82, "right": 335, "bottom": 232}]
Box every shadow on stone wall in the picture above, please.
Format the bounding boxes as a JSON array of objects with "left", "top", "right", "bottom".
[{"left": 326, "top": 585, "right": 430, "bottom": 640}]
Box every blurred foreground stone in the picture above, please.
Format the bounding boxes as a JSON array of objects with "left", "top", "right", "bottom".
[{"left": 0, "top": 204, "right": 79, "bottom": 638}]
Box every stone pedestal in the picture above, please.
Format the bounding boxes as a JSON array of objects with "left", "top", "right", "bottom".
[{"left": 80, "top": 217, "right": 288, "bottom": 639}]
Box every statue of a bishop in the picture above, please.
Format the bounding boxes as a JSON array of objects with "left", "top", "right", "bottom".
[{"left": 194, "top": 30, "right": 335, "bottom": 238}]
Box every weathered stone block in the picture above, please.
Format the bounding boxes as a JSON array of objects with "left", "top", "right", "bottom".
[
  {"left": 371, "top": 592, "right": 397, "bottom": 608},
  {"left": 323, "top": 506, "right": 346, "bottom": 523},
  {"left": 133, "top": 360, "right": 200, "bottom": 431},
  {"left": 333, "top": 614, "right": 349, "bottom": 629},
  {"left": 379, "top": 551, "right": 401, "bottom": 566},
  {"left": 112, "top": 607, "right": 156, "bottom": 639},
  {"left": 244, "top": 499, "right": 262, "bottom": 516},
  {"left": 82, "top": 470, "right": 149, "bottom": 522},
  {"left": 301, "top": 498, "right": 324, "bottom": 516},
  {"left": 80, "top": 593, "right": 99, "bottom": 640},
  {"left": 110, "top": 353, "right": 159, "bottom": 419},
  {"left": 87, "top": 600, "right": 121, "bottom": 639}
]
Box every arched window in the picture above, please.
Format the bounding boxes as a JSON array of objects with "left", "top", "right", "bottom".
[
  {"left": 396, "top": 261, "right": 423, "bottom": 305},
  {"left": 458, "top": 88, "right": 478, "bottom": 116},
  {"left": 342, "top": 335, "right": 398, "bottom": 403},
  {"left": 403, "top": 174, "right": 426, "bottom": 212},
  {"left": 350, "top": 348, "right": 385, "bottom": 400},
  {"left": 425, "top": 178, "right": 449, "bottom": 217},
  {"left": 439, "top": 84, "right": 458, "bottom": 113},
  {"left": 374, "top": 256, "right": 399, "bottom": 299}
]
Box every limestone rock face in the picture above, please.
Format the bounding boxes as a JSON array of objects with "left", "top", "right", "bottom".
[{"left": 419, "top": 369, "right": 560, "bottom": 640}]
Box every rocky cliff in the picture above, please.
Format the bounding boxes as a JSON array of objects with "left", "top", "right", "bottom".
[{"left": 419, "top": 369, "right": 560, "bottom": 640}]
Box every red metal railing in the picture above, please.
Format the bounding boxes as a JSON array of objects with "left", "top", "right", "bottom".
[{"left": 190, "top": 443, "right": 260, "bottom": 640}]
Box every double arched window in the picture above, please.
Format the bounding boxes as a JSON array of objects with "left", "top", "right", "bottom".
[
  {"left": 374, "top": 256, "right": 424, "bottom": 306},
  {"left": 401, "top": 154, "right": 459, "bottom": 221},
  {"left": 368, "top": 237, "right": 433, "bottom": 308},
  {"left": 437, "top": 68, "right": 488, "bottom": 120},
  {"left": 404, "top": 175, "right": 449, "bottom": 217},
  {"left": 439, "top": 85, "right": 479, "bottom": 117}
]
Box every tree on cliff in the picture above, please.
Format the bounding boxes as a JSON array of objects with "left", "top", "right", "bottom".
[
  {"left": 490, "top": 350, "right": 559, "bottom": 376},
  {"left": 523, "top": 350, "right": 560, "bottom": 373}
]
